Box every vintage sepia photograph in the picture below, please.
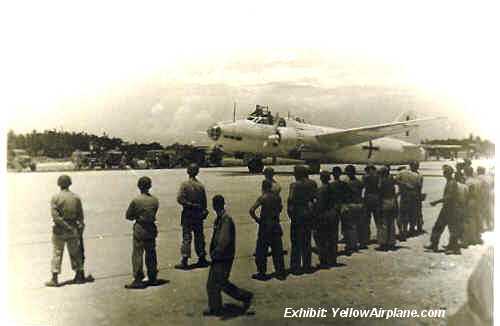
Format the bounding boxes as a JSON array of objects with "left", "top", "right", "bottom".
[{"left": 3, "top": 1, "right": 496, "bottom": 325}]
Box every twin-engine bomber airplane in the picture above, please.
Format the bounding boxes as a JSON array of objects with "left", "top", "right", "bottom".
[{"left": 206, "top": 105, "right": 442, "bottom": 173}]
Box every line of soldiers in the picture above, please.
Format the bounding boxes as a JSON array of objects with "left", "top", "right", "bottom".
[{"left": 45, "top": 160, "right": 494, "bottom": 316}]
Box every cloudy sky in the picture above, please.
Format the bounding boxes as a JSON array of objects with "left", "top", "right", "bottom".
[{"left": 4, "top": 1, "right": 498, "bottom": 144}]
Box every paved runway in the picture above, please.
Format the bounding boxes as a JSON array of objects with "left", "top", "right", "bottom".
[{"left": 6, "top": 160, "right": 494, "bottom": 325}]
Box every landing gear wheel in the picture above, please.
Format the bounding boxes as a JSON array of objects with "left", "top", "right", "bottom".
[
  {"left": 248, "top": 158, "right": 264, "bottom": 174},
  {"left": 307, "top": 161, "right": 321, "bottom": 174}
]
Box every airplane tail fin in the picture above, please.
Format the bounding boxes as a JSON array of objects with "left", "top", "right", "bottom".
[{"left": 393, "top": 110, "right": 420, "bottom": 143}]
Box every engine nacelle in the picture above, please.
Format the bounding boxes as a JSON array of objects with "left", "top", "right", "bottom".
[{"left": 276, "top": 127, "right": 299, "bottom": 153}]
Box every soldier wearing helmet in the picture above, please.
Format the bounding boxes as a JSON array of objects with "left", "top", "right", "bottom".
[
  {"left": 176, "top": 163, "right": 210, "bottom": 269},
  {"left": 377, "top": 166, "right": 398, "bottom": 250},
  {"left": 125, "top": 176, "right": 161, "bottom": 289},
  {"left": 263, "top": 166, "right": 281, "bottom": 195},
  {"left": 362, "top": 164, "right": 380, "bottom": 248},
  {"left": 46, "top": 175, "right": 90, "bottom": 287},
  {"left": 287, "top": 165, "right": 317, "bottom": 274},
  {"left": 314, "top": 170, "right": 338, "bottom": 268},
  {"left": 425, "top": 165, "right": 461, "bottom": 254},
  {"left": 394, "top": 162, "right": 422, "bottom": 239},
  {"left": 344, "top": 165, "right": 364, "bottom": 252}
]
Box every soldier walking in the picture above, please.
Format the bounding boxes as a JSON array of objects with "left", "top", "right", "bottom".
[
  {"left": 249, "top": 180, "right": 286, "bottom": 280},
  {"left": 176, "top": 163, "right": 210, "bottom": 269},
  {"left": 287, "top": 165, "right": 316, "bottom": 274},
  {"left": 315, "top": 170, "right": 339, "bottom": 268},
  {"left": 362, "top": 164, "right": 380, "bottom": 248},
  {"left": 46, "top": 175, "right": 90, "bottom": 287},
  {"left": 425, "top": 165, "right": 461, "bottom": 254},
  {"left": 377, "top": 166, "right": 398, "bottom": 250},
  {"left": 205, "top": 195, "right": 253, "bottom": 316},
  {"left": 125, "top": 176, "right": 162, "bottom": 289}
]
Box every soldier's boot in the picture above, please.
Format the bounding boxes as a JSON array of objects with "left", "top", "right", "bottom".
[
  {"left": 252, "top": 265, "right": 269, "bottom": 281},
  {"left": 196, "top": 256, "right": 210, "bottom": 268},
  {"left": 73, "top": 270, "right": 86, "bottom": 284},
  {"left": 203, "top": 308, "right": 224, "bottom": 317},
  {"left": 174, "top": 257, "right": 189, "bottom": 270},
  {"left": 147, "top": 272, "right": 163, "bottom": 286},
  {"left": 424, "top": 243, "right": 439, "bottom": 252},
  {"left": 45, "top": 273, "right": 59, "bottom": 287},
  {"left": 242, "top": 292, "right": 254, "bottom": 312},
  {"left": 125, "top": 277, "right": 146, "bottom": 289}
]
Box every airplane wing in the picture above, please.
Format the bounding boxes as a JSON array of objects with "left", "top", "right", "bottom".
[{"left": 315, "top": 117, "right": 443, "bottom": 149}]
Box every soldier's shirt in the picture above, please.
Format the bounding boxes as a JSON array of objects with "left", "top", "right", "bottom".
[
  {"left": 394, "top": 170, "right": 421, "bottom": 193},
  {"left": 443, "top": 179, "right": 459, "bottom": 210},
  {"left": 255, "top": 193, "right": 282, "bottom": 224},
  {"left": 261, "top": 179, "right": 282, "bottom": 196},
  {"left": 329, "top": 179, "right": 348, "bottom": 207},
  {"left": 126, "top": 193, "right": 159, "bottom": 240},
  {"left": 210, "top": 211, "right": 236, "bottom": 262},
  {"left": 51, "top": 189, "right": 84, "bottom": 228},
  {"left": 456, "top": 182, "right": 468, "bottom": 208},
  {"left": 345, "top": 177, "right": 363, "bottom": 203},
  {"left": 363, "top": 175, "right": 380, "bottom": 196},
  {"left": 316, "top": 183, "right": 331, "bottom": 213},
  {"left": 177, "top": 177, "right": 207, "bottom": 209},
  {"left": 465, "top": 177, "right": 482, "bottom": 202}
]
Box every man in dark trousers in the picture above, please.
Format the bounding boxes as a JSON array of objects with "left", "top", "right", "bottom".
[
  {"left": 425, "top": 165, "right": 461, "bottom": 255},
  {"left": 315, "top": 170, "right": 338, "bottom": 268},
  {"left": 287, "top": 165, "right": 316, "bottom": 274},
  {"left": 176, "top": 163, "right": 210, "bottom": 269},
  {"left": 331, "top": 166, "right": 353, "bottom": 255},
  {"left": 249, "top": 180, "right": 286, "bottom": 280},
  {"left": 344, "top": 165, "right": 364, "bottom": 251},
  {"left": 125, "top": 176, "right": 161, "bottom": 289},
  {"left": 362, "top": 164, "right": 380, "bottom": 247},
  {"left": 205, "top": 195, "right": 253, "bottom": 317}
]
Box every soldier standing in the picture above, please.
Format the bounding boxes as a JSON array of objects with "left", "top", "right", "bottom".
[
  {"left": 205, "top": 195, "right": 253, "bottom": 316},
  {"left": 477, "top": 166, "right": 493, "bottom": 231},
  {"left": 394, "top": 163, "right": 420, "bottom": 239},
  {"left": 464, "top": 166, "right": 482, "bottom": 245},
  {"left": 315, "top": 170, "right": 338, "bottom": 268},
  {"left": 425, "top": 165, "right": 461, "bottom": 254},
  {"left": 263, "top": 167, "right": 281, "bottom": 195},
  {"left": 331, "top": 166, "right": 354, "bottom": 255},
  {"left": 176, "top": 163, "right": 210, "bottom": 269},
  {"left": 287, "top": 165, "right": 316, "bottom": 274},
  {"left": 344, "top": 165, "right": 364, "bottom": 250},
  {"left": 249, "top": 180, "right": 286, "bottom": 280},
  {"left": 410, "top": 161, "right": 425, "bottom": 233},
  {"left": 125, "top": 176, "right": 161, "bottom": 289},
  {"left": 455, "top": 174, "right": 469, "bottom": 248},
  {"left": 377, "top": 166, "right": 398, "bottom": 250},
  {"left": 362, "top": 164, "right": 380, "bottom": 248},
  {"left": 46, "top": 175, "right": 90, "bottom": 287}
]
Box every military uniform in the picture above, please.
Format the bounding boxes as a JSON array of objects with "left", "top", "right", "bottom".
[
  {"left": 455, "top": 181, "right": 468, "bottom": 246},
  {"left": 207, "top": 211, "right": 252, "bottom": 312},
  {"left": 464, "top": 176, "right": 482, "bottom": 245},
  {"left": 253, "top": 192, "right": 285, "bottom": 276},
  {"left": 177, "top": 177, "right": 208, "bottom": 259},
  {"left": 262, "top": 179, "right": 282, "bottom": 196},
  {"left": 50, "top": 189, "right": 85, "bottom": 275},
  {"left": 362, "top": 174, "right": 381, "bottom": 247},
  {"left": 344, "top": 176, "right": 364, "bottom": 250},
  {"left": 394, "top": 169, "right": 421, "bottom": 237},
  {"left": 378, "top": 176, "right": 397, "bottom": 247},
  {"left": 287, "top": 179, "right": 316, "bottom": 271},
  {"left": 315, "top": 182, "right": 338, "bottom": 266},
  {"left": 429, "top": 178, "right": 460, "bottom": 251},
  {"left": 477, "top": 173, "right": 493, "bottom": 231},
  {"left": 126, "top": 193, "right": 159, "bottom": 281},
  {"left": 330, "top": 178, "right": 353, "bottom": 253}
]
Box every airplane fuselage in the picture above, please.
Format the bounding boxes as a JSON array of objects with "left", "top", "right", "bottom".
[{"left": 208, "top": 117, "right": 426, "bottom": 165}]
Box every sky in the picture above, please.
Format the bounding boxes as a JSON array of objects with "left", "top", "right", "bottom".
[{"left": 4, "top": 1, "right": 499, "bottom": 144}]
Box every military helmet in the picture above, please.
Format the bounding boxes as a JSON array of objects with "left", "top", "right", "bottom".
[
  {"left": 442, "top": 164, "right": 454, "bottom": 175},
  {"left": 263, "top": 167, "right": 274, "bottom": 176},
  {"left": 57, "top": 175, "right": 72, "bottom": 188},
  {"left": 187, "top": 163, "right": 199, "bottom": 176},
  {"left": 137, "top": 176, "right": 152, "bottom": 191},
  {"left": 293, "top": 165, "right": 308, "bottom": 178},
  {"left": 331, "top": 166, "right": 342, "bottom": 176},
  {"left": 319, "top": 169, "right": 331, "bottom": 179},
  {"left": 345, "top": 164, "right": 356, "bottom": 175}
]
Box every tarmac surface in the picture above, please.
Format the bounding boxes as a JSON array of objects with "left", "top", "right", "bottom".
[{"left": 6, "top": 160, "right": 494, "bottom": 325}]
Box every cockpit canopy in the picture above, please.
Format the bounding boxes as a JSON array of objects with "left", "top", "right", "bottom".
[{"left": 246, "top": 104, "right": 274, "bottom": 125}]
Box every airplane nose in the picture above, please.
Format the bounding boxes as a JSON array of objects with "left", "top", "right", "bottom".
[{"left": 207, "top": 125, "right": 222, "bottom": 141}]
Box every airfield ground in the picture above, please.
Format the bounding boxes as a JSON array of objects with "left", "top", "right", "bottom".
[{"left": 5, "top": 160, "right": 494, "bottom": 325}]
